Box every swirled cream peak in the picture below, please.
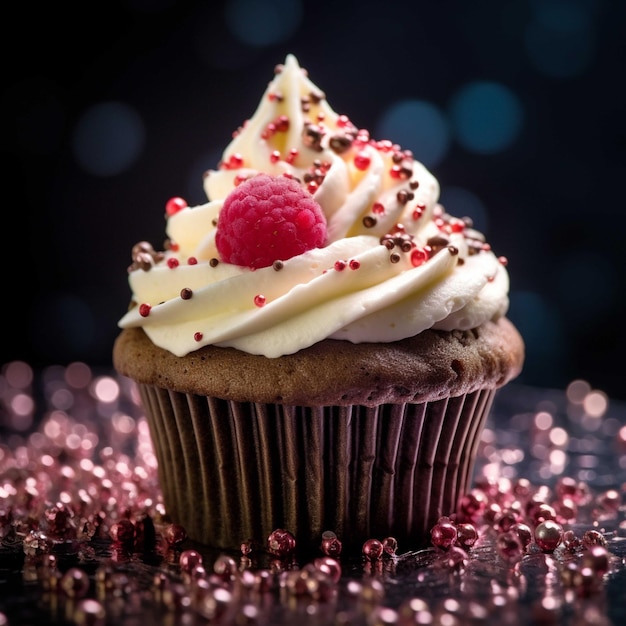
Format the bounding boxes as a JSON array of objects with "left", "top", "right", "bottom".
[{"left": 118, "top": 54, "right": 511, "bottom": 357}]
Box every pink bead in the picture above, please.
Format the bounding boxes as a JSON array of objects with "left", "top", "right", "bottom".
[
  {"left": 382, "top": 536, "right": 398, "bottom": 556},
  {"left": 164, "top": 523, "right": 187, "bottom": 546},
  {"left": 534, "top": 520, "right": 563, "bottom": 552},
  {"left": 320, "top": 531, "right": 343, "bottom": 557},
  {"left": 582, "top": 529, "right": 607, "bottom": 548},
  {"left": 563, "top": 529, "right": 583, "bottom": 552},
  {"left": 496, "top": 530, "right": 524, "bottom": 562},
  {"left": 455, "top": 523, "right": 478, "bottom": 550},
  {"left": 267, "top": 528, "right": 296, "bottom": 557},
  {"left": 314, "top": 557, "right": 342, "bottom": 584},
  {"left": 109, "top": 519, "right": 135, "bottom": 545},
  {"left": 213, "top": 555, "right": 238, "bottom": 580},
  {"left": 60, "top": 567, "right": 90, "bottom": 598},
  {"left": 510, "top": 522, "right": 533, "bottom": 550},
  {"left": 179, "top": 549, "right": 203, "bottom": 573},
  {"left": 362, "top": 538, "right": 384, "bottom": 561},
  {"left": 581, "top": 545, "right": 610, "bottom": 576},
  {"left": 430, "top": 520, "right": 457, "bottom": 550}
]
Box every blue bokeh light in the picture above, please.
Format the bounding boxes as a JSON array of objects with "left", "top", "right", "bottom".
[
  {"left": 224, "top": 0, "right": 303, "bottom": 47},
  {"left": 438, "top": 186, "right": 489, "bottom": 234},
  {"left": 449, "top": 82, "right": 524, "bottom": 154},
  {"left": 525, "top": 0, "right": 595, "bottom": 78},
  {"left": 375, "top": 99, "right": 451, "bottom": 168},
  {"left": 72, "top": 102, "right": 145, "bottom": 177}
]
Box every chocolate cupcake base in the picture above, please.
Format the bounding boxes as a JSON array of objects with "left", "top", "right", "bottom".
[{"left": 139, "top": 385, "right": 495, "bottom": 551}]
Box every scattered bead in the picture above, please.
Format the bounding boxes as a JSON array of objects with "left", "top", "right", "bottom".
[
  {"left": 362, "top": 539, "right": 384, "bottom": 561},
  {"left": 321, "top": 530, "right": 342, "bottom": 557},
  {"left": 534, "top": 520, "right": 564, "bottom": 553},
  {"left": 267, "top": 529, "right": 296, "bottom": 557},
  {"left": 60, "top": 567, "right": 91, "bottom": 598},
  {"left": 455, "top": 523, "right": 478, "bottom": 550},
  {"left": 164, "top": 523, "right": 187, "bottom": 546},
  {"left": 430, "top": 518, "right": 457, "bottom": 550},
  {"left": 179, "top": 549, "right": 203, "bottom": 573}
]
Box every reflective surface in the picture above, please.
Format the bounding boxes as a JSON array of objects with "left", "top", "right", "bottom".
[{"left": 1, "top": 362, "right": 625, "bottom": 625}]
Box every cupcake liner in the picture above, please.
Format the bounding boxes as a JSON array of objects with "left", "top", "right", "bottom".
[{"left": 139, "top": 385, "right": 495, "bottom": 551}]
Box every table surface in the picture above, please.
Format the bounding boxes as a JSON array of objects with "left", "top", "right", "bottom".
[{"left": 0, "top": 363, "right": 625, "bottom": 625}]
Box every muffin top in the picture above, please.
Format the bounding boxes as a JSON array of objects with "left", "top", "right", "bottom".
[
  {"left": 114, "top": 317, "right": 524, "bottom": 406},
  {"left": 117, "top": 55, "right": 514, "bottom": 361}
]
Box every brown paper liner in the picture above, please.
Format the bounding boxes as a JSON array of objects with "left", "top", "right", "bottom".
[{"left": 139, "top": 385, "right": 495, "bottom": 551}]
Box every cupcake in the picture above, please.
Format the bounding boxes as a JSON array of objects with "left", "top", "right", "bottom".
[{"left": 113, "top": 54, "right": 524, "bottom": 552}]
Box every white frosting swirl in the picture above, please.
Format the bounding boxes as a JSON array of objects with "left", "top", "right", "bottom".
[{"left": 118, "top": 55, "right": 510, "bottom": 357}]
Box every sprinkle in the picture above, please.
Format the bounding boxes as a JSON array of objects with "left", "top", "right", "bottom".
[
  {"left": 210, "top": 258, "right": 219, "bottom": 267},
  {"left": 193, "top": 332, "right": 203, "bottom": 342},
  {"left": 188, "top": 257, "right": 198, "bottom": 265},
  {"left": 180, "top": 288, "right": 193, "bottom": 300},
  {"left": 349, "top": 259, "right": 361, "bottom": 270},
  {"left": 334, "top": 260, "right": 347, "bottom": 271},
  {"left": 362, "top": 216, "right": 377, "bottom": 228},
  {"left": 167, "top": 258, "right": 179, "bottom": 269},
  {"left": 396, "top": 189, "right": 414, "bottom": 205},
  {"left": 354, "top": 151, "right": 371, "bottom": 170},
  {"left": 411, "top": 248, "right": 428, "bottom": 267},
  {"left": 139, "top": 304, "right": 151, "bottom": 317},
  {"left": 254, "top": 294, "right": 266, "bottom": 307},
  {"left": 272, "top": 260, "right": 284, "bottom": 271},
  {"left": 165, "top": 197, "right": 187, "bottom": 217}
]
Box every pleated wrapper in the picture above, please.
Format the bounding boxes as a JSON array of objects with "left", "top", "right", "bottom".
[{"left": 138, "top": 385, "right": 495, "bottom": 551}]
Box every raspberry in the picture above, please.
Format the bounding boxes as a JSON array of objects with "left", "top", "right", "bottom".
[{"left": 215, "top": 174, "right": 327, "bottom": 269}]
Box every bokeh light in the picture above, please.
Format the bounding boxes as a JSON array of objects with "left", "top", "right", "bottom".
[
  {"left": 72, "top": 102, "right": 145, "bottom": 177},
  {"left": 224, "top": 0, "right": 303, "bottom": 47},
  {"left": 525, "top": 0, "right": 596, "bottom": 78},
  {"left": 449, "top": 82, "right": 524, "bottom": 154},
  {"left": 375, "top": 99, "right": 450, "bottom": 168}
]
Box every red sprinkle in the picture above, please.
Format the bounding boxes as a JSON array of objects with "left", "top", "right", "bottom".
[
  {"left": 334, "top": 260, "right": 347, "bottom": 271},
  {"left": 165, "top": 197, "right": 188, "bottom": 216},
  {"left": 349, "top": 259, "right": 361, "bottom": 270},
  {"left": 167, "top": 258, "right": 179, "bottom": 269},
  {"left": 254, "top": 294, "right": 266, "bottom": 307},
  {"left": 354, "top": 150, "right": 371, "bottom": 171},
  {"left": 139, "top": 303, "right": 151, "bottom": 317},
  {"left": 188, "top": 257, "right": 198, "bottom": 265},
  {"left": 193, "top": 332, "right": 203, "bottom": 342},
  {"left": 411, "top": 248, "right": 428, "bottom": 267}
]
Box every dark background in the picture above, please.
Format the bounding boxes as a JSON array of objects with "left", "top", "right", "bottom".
[{"left": 3, "top": 0, "right": 625, "bottom": 400}]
